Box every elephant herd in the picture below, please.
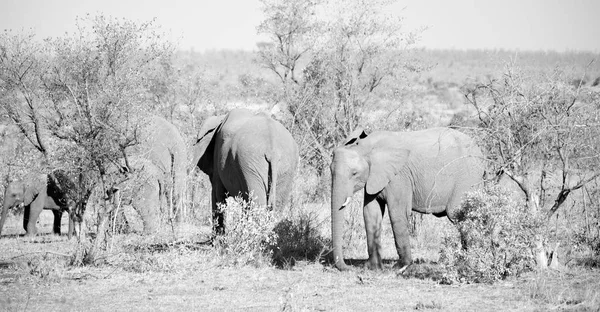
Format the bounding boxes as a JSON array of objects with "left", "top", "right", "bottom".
[{"left": 1, "top": 108, "right": 484, "bottom": 271}]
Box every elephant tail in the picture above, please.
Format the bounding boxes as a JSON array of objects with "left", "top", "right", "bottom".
[{"left": 266, "top": 155, "right": 277, "bottom": 210}]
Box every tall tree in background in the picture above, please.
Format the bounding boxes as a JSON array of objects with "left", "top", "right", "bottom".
[{"left": 258, "top": 0, "right": 421, "bottom": 174}]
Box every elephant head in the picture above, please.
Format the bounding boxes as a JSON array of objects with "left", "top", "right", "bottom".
[
  {"left": 0, "top": 182, "right": 25, "bottom": 236},
  {"left": 330, "top": 129, "right": 410, "bottom": 270}
]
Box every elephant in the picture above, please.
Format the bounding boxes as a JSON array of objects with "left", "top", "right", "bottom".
[
  {"left": 192, "top": 108, "right": 299, "bottom": 234},
  {"left": 0, "top": 170, "right": 77, "bottom": 238},
  {"left": 114, "top": 116, "right": 187, "bottom": 234},
  {"left": 330, "top": 127, "right": 484, "bottom": 271}
]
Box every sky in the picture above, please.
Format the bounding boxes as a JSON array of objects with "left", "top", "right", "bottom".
[{"left": 1, "top": 0, "right": 599, "bottom": 53}]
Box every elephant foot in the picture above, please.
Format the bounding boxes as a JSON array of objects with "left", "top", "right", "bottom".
[
  {"left": 365, "top": 258, "right": 383, "bottom": 270},
  {"left": 335, "top": 262, "right": 350, "bottom": 271}
]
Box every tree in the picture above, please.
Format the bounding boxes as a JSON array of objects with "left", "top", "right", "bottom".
[
  {"left": 257, "top": 0, "right": 422, "bottom": 174},
  {"left": 0, "top": 15, "right": 175, "bottom": 263},
  {"left": 466, "top": 62, "right": 600, "bottom": 267},
  {"left": 0, "top": 30, "right": 51, "bottom": 161}
]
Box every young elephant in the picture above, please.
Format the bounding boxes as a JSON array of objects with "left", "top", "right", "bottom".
[
  {"left": 330, "top": 127, "right": 484, "bottom": 271},
  {"left": 114, "top": 116, "right": 187, "bottom": 234},
  {"left": 0, "top": 170, "right": 77, "bottom": 237},
  {"left": 192, "top": 108, "right": 299, "bottom": 234}
]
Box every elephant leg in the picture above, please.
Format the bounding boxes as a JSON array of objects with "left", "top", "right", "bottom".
[
  {"left": 52, "top": 209, "right": 63, "bottom": 235},
  {"left": 212, "top": 191, "right": 224, "bottom": 235},
  {"left": 24, "top": 195, "right": 44, "bottom": 236},
  {"left": 363, "top": 193, "right": 385, "bottom": 270},
  {"left": 387, "top": 185, "right": 413, "bottom": 270},
  {"left": 212, "top": 178, "right": 227, "bottom": 235},
  {"left": 243, "top": 174, "right": 268, "bottom": 208},
  {"left": 23, "top": 205, "right": 30, "bottom": 233},
  {"left": 136, "top": 181, "right": 160, "bottom": 234}
]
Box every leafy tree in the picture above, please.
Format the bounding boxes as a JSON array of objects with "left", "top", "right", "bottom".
[
  {"left": 257, "top": 0, "right": 421, "bottom": 174},
  {"left": 466, "top": 62, "right": 600, "bottom": 267},
  {"left": 0, "top": 30, "right": 51, "bottom": 161},
  {"left": 0, "top": 15, "right": 175, "bottom": 263}
]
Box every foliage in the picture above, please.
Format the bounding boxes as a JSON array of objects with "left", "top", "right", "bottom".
[
  {"left": 465, "top": 61, "right": 600, "bottom": 267},
  {"left": 0, "top": 14, "right": 175, "bottom": 262},
  {"left": 213, "top": 196, "right": 278, "bottom": 267},
  {"left": 269, "top": 211, "right": 329, "bottom": 268},
  {"left": 528, "top": 269, "right": 600, "bottom": 309},
  {"left": 0, "top": 30, "right": 51, "bottom": 158},
  {"left": 466, "top": 62, "right": 600, "bottom": 217},
  {"left": 257, "top": 0, "right": 422, "bottom": 174},
  {"left": 440, "top": 186, "right": 544, "bottom": 283}
]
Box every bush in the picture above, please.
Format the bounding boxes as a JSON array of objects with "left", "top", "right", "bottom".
[
  {"left": 440, "top": 186, "right": 544, "bottom": 283},
  {"left": 213, "top": 196, "right": 278, "bottom": 267},
  {"left": 269, "top": 211, "right": 329, "bottom": 268}
]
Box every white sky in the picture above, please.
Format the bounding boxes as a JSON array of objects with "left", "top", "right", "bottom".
[{"left": 1, "top": 0, "right": 599, "bottom": 52}]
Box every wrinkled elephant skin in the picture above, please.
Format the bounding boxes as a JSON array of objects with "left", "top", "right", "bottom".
[
  {"left": 192, "top": 108, "right": 299, "bottom": 234},
  {"left": 330, "top": 127, "right": 484, "bottom": 270}
]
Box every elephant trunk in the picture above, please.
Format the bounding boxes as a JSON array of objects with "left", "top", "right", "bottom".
[
  {"left": 331, "top": 173, "right": 350, "bottom": 271},
  {"left": 0, "top": 197, "right": 9, "bottom": 237}
]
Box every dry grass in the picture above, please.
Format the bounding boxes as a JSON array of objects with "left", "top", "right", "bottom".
[{"left": 1, "top": 210, "right": 599, "bottom": 311}]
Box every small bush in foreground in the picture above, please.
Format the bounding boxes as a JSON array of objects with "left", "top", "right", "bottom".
[
  {"left": 213, "top": 196, "right": 278, "bottom": 266},
  {"left": 440, "top": 186, "right": 544, "bottom": 283},
  {"left": 269, "top": 211, "right": 330, "bottom": 268}
]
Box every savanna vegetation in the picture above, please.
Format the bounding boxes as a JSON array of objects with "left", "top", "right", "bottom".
[{"left": 1, "top": 0, "right": 600, "bottom": 310}]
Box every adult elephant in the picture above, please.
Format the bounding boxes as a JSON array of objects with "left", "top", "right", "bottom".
[
  {"left": 0, "top": 170, "right": 77, "bottom": 238},
  {"left": 330, "top": 127, "right": 484, "bottom": 271},
  {"left": 116, "top": 116, "right": 187, "bottom": 233},
  {"left": 192, "top": 108, "right": 299, "bottom": 234}
]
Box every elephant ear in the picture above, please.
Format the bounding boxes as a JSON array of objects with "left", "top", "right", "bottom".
[
  {"left": 344, "top": 128, "right": 370, "bottom": 146},
  {"left": 365, "top": 147, "right": 410, "bottom": 195},
  {"left": 192, "top": 115, "right": 226, "bottom": 174}
]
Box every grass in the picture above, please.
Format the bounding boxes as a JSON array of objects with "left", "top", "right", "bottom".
[
  {"left": 1, "top": 208, "right": 599, "bottom": 311},
  {"left": 527, "top": 269, "right": 600, "bottom": 310}
]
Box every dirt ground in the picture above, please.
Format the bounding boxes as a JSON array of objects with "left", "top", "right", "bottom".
[{"left": 1, "top": 212, "right": 599, "bottom": 312}]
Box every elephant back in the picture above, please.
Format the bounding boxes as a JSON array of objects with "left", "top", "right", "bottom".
[{"left": 136, "top": 116, "right": 187, "bottom": 178}]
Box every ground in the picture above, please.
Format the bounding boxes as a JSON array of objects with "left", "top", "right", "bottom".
[{"left": 1, "top": 212, "right": 598, "bottom": 311}]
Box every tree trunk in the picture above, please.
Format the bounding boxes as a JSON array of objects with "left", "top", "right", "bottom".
[{"left": 528, "top": 193, "right": 549, "bottom": 269}]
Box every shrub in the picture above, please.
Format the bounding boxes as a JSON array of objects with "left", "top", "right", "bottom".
[
  {"left": 269, "top": 211, "right": 330, "bottom": 268},
  {"left": 213, "top": 196, "right": 278, "bottom": 267},
  {"left": 440, "top": 186, "right": 544, "bottom": 283}
]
